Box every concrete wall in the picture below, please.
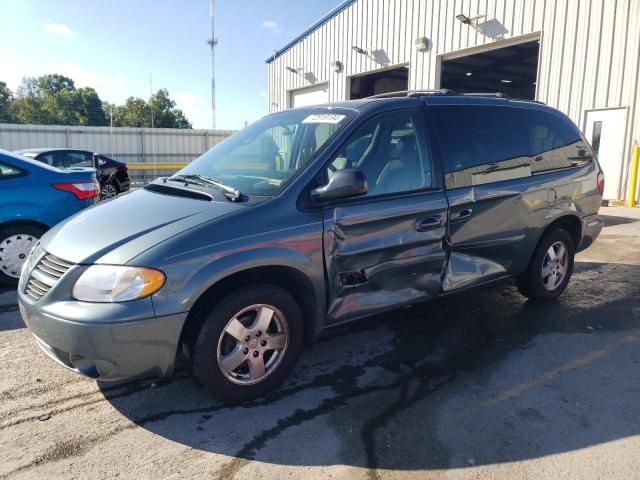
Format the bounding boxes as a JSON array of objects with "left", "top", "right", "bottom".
[{"left": 267, "top": 0, "right": 640, "bottom": 200}]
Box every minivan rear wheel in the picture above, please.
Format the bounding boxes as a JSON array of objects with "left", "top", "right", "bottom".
[
  {"left": 516, "top": 229, "right": 575, "bottom": 301},
  {"left": 0, "top": 224, "right": 45, "bottom": 286},
  {"left": 190, "top": 284, "right": 303, "bottom": 403}
]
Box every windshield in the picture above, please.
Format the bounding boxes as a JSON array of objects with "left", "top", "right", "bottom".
[{"left": 179, "top": 108, "right": 355, "bottom": 196}]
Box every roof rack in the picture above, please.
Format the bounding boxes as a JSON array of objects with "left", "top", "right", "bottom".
[
  {"left": 461, "top": 92, "right": 510, "bottom": 98},
  {"left": 367, "top": 89, "right": 456, "bottom": 99},
  {"left": 365, "top": 90, "right": 547, "bottom": 105},
  {"left": 510, "top": 98, "right": 547, "bottom": 105}
]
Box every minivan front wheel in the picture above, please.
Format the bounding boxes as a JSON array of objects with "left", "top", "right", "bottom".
[
  {"left": 190, "top": 284, "right": 303, "bottom": 403},
  {"left": 516, "top": 229, "right": 575, "bottom": 301}
]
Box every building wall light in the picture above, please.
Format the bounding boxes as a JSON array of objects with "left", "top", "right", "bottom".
[
  {"left": 455, "top": 14, "right": 486, "bottom": 30},
  {"left": 415, "top": 37, "right": 430, "bottom": 52}
]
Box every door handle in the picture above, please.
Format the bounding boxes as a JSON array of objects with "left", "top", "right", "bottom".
[
  {"left": 450, "top": 208, "right": 473, "bottom": 223},
  {"left": 415, "top": 216, "right": 443, "bottom": 231}
]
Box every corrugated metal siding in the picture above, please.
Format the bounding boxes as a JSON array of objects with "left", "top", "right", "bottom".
[
  {"left": 268, "top": 0, "right": 640, "bottom": 199},
  {"left": 0, "top": 124, "right": 235, "bottom": 184},
  {"left": 0, "top": 123, "right": 234, "bottom": 163}
]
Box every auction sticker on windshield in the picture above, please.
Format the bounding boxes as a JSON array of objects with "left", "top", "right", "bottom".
[{"left": 302, "top": 113, "right": 346, "bottom": 124}]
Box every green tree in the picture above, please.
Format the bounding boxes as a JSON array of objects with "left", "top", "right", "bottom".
[
  {"left": 37, "top": 74, "right": 75, "bottom": 95},
  {"left": 11, "top": 77, "right": 48, "bottom": 125},
  {"left": 154, "top": 90, "right": 192, "bottom": 129},
  {"left": 1, "top": 75, "right": 192, "bottom": 128},
  {"left": 113, "top": 97, "right": 151, "bottom": 127},
  {"left": 9, "top": 74, "right": 108, "bottom": 126},
  {"left": 149, "top": 89, "right": 192, "bottom": 129},
  {"left": 112, "top": 90, "right": 192, "bottom": 129},
  {"left": 0, "top": 81, "right": 14, "bottom": 123},
  {"left": 75, "top": 87, "right": 108, "bottom": 126}
]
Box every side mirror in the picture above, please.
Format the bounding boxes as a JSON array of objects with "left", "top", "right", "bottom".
[
  {"left": 92, "top": 153, "right": 100, "bottom": 169},
  {"left": 311, "top": 168, "right": 368, "bottom": 202}
]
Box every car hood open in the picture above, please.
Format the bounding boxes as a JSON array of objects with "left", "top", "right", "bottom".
[{"left": 41, "top": 188, "right": 250, "bottom": 265}]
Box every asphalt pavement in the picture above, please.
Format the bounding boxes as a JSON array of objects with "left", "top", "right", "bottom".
[{"left": 1, "top": 206, "right": 639, "bottom": 480}]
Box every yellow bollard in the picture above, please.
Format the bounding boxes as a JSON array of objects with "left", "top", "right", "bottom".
[{"left": 629, "top": 143, "right": 639, "bottom": 208}]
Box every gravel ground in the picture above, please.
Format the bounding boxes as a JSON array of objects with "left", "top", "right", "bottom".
[{"left": 1, "top": 206, "right": 639, "bottom": 480}]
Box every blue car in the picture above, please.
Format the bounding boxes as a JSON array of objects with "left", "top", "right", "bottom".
[{"left": 0, "top": 149, "right": 100, "bottom": 285}]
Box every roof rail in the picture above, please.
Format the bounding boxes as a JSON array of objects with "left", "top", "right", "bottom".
[
  {"left": 365, "top": 90, "right": 547, "bottom": 105},
  {"left": 460, "top": 92, "right": 546, "bottom": 104},
  {"left": 366, "top": 89, "right": 456, "bottom": 99},
  {"left": 510, "top": 98, "right": 547, "bottom": 105},
  {"left": 460, "top": 92, "right": 510, "bottom": 99}
]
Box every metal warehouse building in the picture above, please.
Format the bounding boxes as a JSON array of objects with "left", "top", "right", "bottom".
[{"left": 267, "top": 0, "right": 640, "bottom": 202}]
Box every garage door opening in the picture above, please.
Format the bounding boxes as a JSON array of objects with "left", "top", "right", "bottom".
[
  {"left": 350, "top": 66, "right": 409, "bottom": 99},
  {"left": 440, "top": 40, "right": 539, "bottom": 99},
  {"left": 290, "top": 84, "right": 329, "bottom": 108}
]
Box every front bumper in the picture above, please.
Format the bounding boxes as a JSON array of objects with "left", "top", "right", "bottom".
[
  {"left": 578, "top": 214, "right": 604, "bottom": 252},
  {"left": 19, "top": 299, "right": 187, "bottom": 381}
]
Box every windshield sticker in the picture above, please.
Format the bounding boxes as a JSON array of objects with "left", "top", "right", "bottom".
[{"left": 302, "top": 113, "right": 346, "bottom": 124}]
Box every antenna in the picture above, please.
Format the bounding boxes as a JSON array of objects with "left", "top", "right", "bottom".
[
  {"left": 149, "top": 73, "right": 154, "bottom": 129},
  {"left": 207, "top": 0, "right": 218, "bottom": 130},
  {"left": 149, "top": 73, "right": 156, "bottom": 180}
]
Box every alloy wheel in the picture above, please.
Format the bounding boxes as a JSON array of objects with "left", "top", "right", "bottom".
[
  {"left": 541, "top": 241, "right": 568, "bottom": 291},
  {"left": 101, "top": 183, "right": 118, "bottom": 200},
  {"left": 216, "top": 304, "right": 289, "bottom": 385}
]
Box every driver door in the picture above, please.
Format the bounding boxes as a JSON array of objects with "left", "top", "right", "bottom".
[{"left": 321, "top": 109, "right": 449, "bottom": 324}]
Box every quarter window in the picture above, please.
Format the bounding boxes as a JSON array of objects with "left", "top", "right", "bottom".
[
  {"left": 327, "top": 110, "right": 432, "bottom": 197},
  {"left": 431, "top": 105, "right": 590, "bottom": 189},
  {"left": 0, "top": 161, "right": 24, "bottom": 178},
  {"left": 514, "top": 108, "right": 591, "bottom": 173}
]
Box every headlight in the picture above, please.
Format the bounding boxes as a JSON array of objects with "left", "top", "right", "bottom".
[{"left": 72, "top": 265, "right": 165, "bottom": 302}]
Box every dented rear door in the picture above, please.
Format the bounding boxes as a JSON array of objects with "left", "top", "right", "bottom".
[{"left": 427, "top": 101, "right": 543, "bottom": 291}]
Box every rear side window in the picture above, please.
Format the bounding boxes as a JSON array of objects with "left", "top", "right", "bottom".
[
  {"left": 431, "top": 105, "right": 592, "bottom": 189},
  {"left": 513, "top": 108, "right": 592, "bottom": 173},
  {"left": 430, "top": 105, "right": 529, "bottom": 188}
]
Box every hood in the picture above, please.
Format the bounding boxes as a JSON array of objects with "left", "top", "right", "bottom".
[{"left": 42, "top": 188, "right": 250, "bottom": 264}]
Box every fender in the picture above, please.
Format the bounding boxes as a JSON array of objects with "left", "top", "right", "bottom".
[{"left": 150, "top": 245, "right": 327, "bottom": 339}]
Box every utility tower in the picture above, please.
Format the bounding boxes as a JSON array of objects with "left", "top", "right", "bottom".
[{"left": 206, "top": 0, "right": 218, "bottom": 130}]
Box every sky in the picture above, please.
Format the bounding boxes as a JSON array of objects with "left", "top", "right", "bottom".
[{"left": 0, "top": 0, "right": 343, "bottom": 129}]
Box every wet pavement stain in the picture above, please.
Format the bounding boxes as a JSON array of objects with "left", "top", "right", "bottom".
[
  {"left": 96, "top": 263, "right": 640, "bottom": 478},
  {"left": 3, "top": 261, "right": 640, "bottom": 479}
]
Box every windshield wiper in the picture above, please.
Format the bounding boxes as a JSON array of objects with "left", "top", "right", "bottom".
[{"left": 166, "top": 174, "right": 241, "bottom": 202}]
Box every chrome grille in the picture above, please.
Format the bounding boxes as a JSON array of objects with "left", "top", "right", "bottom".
[{"left": 24, "top": 253, "right": 74, "bottom": 301}]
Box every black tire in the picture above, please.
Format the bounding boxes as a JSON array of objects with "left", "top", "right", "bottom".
[
  {"left": 190, "top": 284, "right": 304, "bottom": 404},
  {"left": 0, "top": 224, "right": 46, "bottom": 286},
  {"left": 516, "top": 229, "right": 575, "bottom": 301}
]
